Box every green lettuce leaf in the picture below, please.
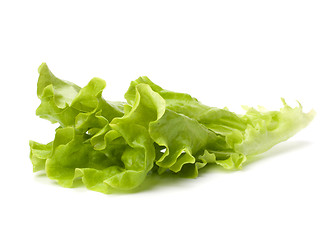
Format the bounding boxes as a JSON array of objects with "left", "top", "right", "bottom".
[
  {"left": 36, "top": 63, "right": 124, "bottom": 129},
  {"left": 126, "top": 77, "right": 315, "bottom": 169},
  {"left": 234, "top": 99, "right": 316, "bottom": 156},
  {"left": 29, "top": 140, "right": 53, "bottom": 172},
  {"left": 30, "top": 63, "right": 315, "bottom": 194}
]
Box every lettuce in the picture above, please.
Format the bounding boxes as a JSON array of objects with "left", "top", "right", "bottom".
[{"left": 30, "top": 63, "right": 315, "bottom": 193}]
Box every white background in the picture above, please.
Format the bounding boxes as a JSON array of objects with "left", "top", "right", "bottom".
[{"left": 1, "top": 1, "right": 325, "bottom": 239}]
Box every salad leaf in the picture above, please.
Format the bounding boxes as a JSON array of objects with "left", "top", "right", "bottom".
[
  {"left": 234, "top": 99, "right": 315, "bottom": 156},
  {"left": 36, "top": 62, "right": 124, "bottom": 129},
  {"left": 30, "top": 63, "right": 315, "bottom": 193},
  {"left": 126, "top": 76, "right": 315, "bottom": 169}
]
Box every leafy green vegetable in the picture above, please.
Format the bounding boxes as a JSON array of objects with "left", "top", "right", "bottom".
[{"left": 30, "top": 63, "right": 315, "bottom": 193}]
